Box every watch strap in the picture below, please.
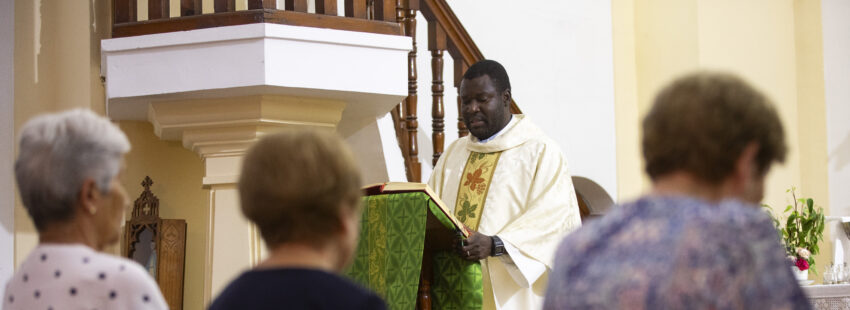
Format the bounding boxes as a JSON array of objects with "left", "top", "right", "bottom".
[{"left": 491, "top": 236, "right": 505, "bottom": 257}]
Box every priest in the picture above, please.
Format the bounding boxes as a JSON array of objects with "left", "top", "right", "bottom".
[{"left": 427, "top": 59, "right": 582, "bottom": 309}]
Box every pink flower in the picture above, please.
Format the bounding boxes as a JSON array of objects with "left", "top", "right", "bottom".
[{"left": 796, "top": 257, "right": 810, "bottom": 271}]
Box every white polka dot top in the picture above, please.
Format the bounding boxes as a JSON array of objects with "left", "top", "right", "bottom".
[{"left": 3, "top": 244, "right": 169, "bottom": 310}]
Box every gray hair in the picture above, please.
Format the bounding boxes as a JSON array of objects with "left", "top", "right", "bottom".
[{"left": 15, "top": 109, "right": 130, "bottom": 230}]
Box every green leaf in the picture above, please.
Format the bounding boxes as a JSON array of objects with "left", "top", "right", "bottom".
[
  {"left": 807, "top": 198, "right": 814, "bottom": 214},
  {"left": 784, "top": 205, "right": 793, "bottom": 213}
]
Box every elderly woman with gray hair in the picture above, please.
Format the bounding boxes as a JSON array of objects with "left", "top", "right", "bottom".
[{"left": 4, "top": 109, "right": 167, "bottom": 310}]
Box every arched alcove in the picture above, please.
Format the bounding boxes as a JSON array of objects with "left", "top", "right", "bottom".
[{"left": 573, "top": 176, "right": 615, "bottom": 222}]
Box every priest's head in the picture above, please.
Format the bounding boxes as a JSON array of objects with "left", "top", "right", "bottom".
[
  {"left": 460, "top": 59, "right": 513, "bottom": 140},
  {"left": 642, "top": 72, "right": 787, "bottom": 204},
  {"left": 238, "top": 130, "right": 363, "bottom": 272}
]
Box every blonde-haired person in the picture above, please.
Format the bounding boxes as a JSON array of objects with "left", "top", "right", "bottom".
[
  {"left": 544, "top": 72, "right": 809, "bottom": 309},
  {"left": 209, "top": 130, "right": 386, "bottom": 310},
  {"left": 4, "top": 109, "right": 167, "bottom": 310}
]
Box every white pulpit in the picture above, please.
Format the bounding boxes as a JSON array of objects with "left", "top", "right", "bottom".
[{"left": 101, "top": 23, "right": 412, "bottom": 303}]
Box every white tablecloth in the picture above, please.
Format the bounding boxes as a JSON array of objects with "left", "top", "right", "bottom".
[{"left": 803, "top": 284, "right": 850, "bottom": 310}]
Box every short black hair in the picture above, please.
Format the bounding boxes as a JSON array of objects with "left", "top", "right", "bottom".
[{"left": 463, "top": 59, "right": 511, "bottom": 93}]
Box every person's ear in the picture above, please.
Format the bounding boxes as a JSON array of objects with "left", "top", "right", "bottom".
[
  {"left": 78, "top": 179, "right": 100, "bottom": 215},
  {"left": 502, "top": 89, "right": 512, "bottom": 106},
  {"left": 733, "top": 142, "right": 760, "bottom": 188}
]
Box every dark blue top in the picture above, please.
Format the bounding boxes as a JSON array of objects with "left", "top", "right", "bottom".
[{"left": 208, "top": 268, "right": 387, "bottom": 310}]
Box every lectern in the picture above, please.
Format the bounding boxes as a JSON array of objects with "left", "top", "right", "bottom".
[{"left": 346, "top": 183, "right": 483, "bottom": 310}]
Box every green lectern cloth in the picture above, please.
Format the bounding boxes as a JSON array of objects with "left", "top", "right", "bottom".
[{"left": 345, "top": 193, "right": 483, "bottom": 310}]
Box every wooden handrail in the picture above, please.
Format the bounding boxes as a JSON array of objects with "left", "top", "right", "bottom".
[
  {"left": 394, "top": 0, "right": 522, "bottom": 184},
  {"left": 418, "top": 0, "right": 521, "bottom": 114}
]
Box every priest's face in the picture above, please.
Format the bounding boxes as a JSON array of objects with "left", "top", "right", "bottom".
[{"left": 460, "top": 75, "right": 512, "bottom": 140}]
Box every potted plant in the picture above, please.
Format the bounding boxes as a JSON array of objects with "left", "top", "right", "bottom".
[{"left": 764, "top": 187, "right": 826, "bottom": 280}]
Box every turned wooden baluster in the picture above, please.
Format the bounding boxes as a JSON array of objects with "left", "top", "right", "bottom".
[
  {"left": 429, "top": 23, "right": 447, "bottom": 166},
  {"left": 345, "top": 0, "right": 368, "bottom": 18},
  {"left": 417, "top": 244, "right": 434, "bottom": 310},
  {"left": 315, "top": 0, "right": 338, "bottom": 15},
  {"left": 181, "top": 0, "right": 202, "bottom": 16},
  {"left": 149, "top": 0, "right": 169, "bottom": 19},
  {"left": 213, "top": 0, "right": 236, "bottom": 12},
  {"left": 247, "top": 0, "right": 276, "bottom": 9},
  {"left": 388, "top": 0, "right": 408, "bottom": 162},
  {"left": 454, "top": 59, "right": 469, "bottom": 137},
  {"left": 285, "top": 0, "right": 308, "bottom": 12},
  {"left": 113, "top": 0, "right": 136, "bottom": 24},
  {"left": 404, "top": 0, "right": 421, "bottom": 182},
  {"left": 375, "top": 0, "right": 397, "bottom": 21}
]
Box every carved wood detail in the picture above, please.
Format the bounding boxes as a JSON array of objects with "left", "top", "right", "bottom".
[
  {"left": 158, "top": 219, "right": 187, "bottom": 310},
  {"left": 403, "top": 2, "right": 421, "bottom": 182},
  {"left": 430, "top": 49, "right": 444, "bottom": 166},
  {"left": 123, "top": 177, "right": 187, "bottom": 310},
  {"left": 454, "top": 59, "right": 469, "bottom": 138}
]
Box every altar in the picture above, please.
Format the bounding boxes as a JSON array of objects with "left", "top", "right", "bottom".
[{"left": 804, "top": 285, "right": 850, "bottom": 309}]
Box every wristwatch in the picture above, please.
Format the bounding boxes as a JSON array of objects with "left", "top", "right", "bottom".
[{"left": 491, "top": 236, "right": 506, "bottom": 257}]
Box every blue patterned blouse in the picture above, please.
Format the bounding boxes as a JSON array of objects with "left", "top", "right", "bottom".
[{"left": 544, "top": 195, "right": 810, "bottom": 310}]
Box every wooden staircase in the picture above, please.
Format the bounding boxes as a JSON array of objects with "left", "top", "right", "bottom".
[{"left": 394, "top": 0, "right": 522, "bottom": 182}]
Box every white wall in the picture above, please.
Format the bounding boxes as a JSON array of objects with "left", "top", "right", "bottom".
[
  {"left": 1, "top": 0, "right": 15, "bottom": 297},
  {"left": 410, "top": 0, "right": 618, "bottom": 199},
  {"left": 822, "top": 0, "right": 850, "bottom": 261}
]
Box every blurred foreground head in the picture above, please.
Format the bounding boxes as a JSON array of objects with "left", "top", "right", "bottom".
[
  {"left": 15, "top": 108, "right": 131, "bottom": 250},
  {"left": 239, "top": 130, "right": 363, "bottom": 271},
  {"left": 642, "top": 72, "right": 787, "bottom": 203}
]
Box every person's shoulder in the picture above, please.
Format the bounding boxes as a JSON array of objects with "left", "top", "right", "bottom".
[
  {"left": 211, "top": 269, "right": 386, "bottom": 310},
  {"left": 92, "top": 252, "right": 155, "bottom": 284},
  {"left": 300, "top": 270, "right": 387, "bottom": 309},
  {"left": 445, "top": 135, "right": 470, "bottom": 153},
  {"left": 314, "top": 271, "right": 383, "bottom": 300},
  {"left": 90, "top": 252, "right": 167, "bottom": 306},
  {"left": 691, "top": 199, "right": 776, "bottom": 234},
  {"left": 358, "top": 294, "right": 388, "bottom": 310},
  {"left": 513, "top": 117, "right": 566, "bottom": 156},
  {"left": 555, "top": 200, "right": 633, "bottom": 258}
]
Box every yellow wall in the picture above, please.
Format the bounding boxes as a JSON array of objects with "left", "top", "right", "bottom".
[
  {"left": 13, "top": 1, "right": 211, "bottom": 308},
  {"left": 612, "top": 0, "right": 832, "bottom": 278},
  {"left": 13, "top": 0, "right": 108, "bottom": 265},
  {"left": 793, "top": 0, "right": 831, "bottom": 276},
  {"left": 119, "top": 122, "right": 209, "bottom": 310}
]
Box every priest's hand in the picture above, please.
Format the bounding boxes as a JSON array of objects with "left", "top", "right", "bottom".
[{"left": 456, "top": 226, "right": 492, "bottom": 261}]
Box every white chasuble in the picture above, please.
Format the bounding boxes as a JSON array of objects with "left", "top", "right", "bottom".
[{"left": 428, "top": 114, "right": 582, "bottom": 310}]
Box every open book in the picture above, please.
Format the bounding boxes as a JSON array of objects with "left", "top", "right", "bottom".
[{"left": 362, "top": 182, "right": 469, "bottom": 238}]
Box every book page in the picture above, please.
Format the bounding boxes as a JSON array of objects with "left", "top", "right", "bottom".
[{"left": 365, "top": 182, "right": 469, "bottom": 237}]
